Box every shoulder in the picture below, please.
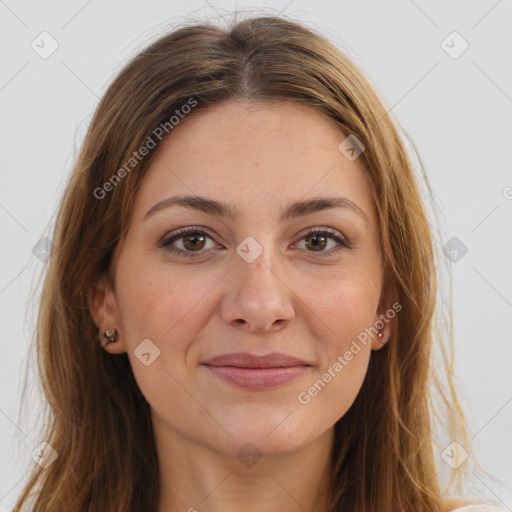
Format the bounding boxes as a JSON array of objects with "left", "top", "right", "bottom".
[{"left": 450, "top": 504, "right": 510, "bottom": 512}]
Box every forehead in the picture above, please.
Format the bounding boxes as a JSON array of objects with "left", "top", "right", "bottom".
[{"left": 132, "top": 99, "right": 376, "bottom": 223}]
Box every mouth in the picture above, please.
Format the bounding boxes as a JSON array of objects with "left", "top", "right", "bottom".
[{"left": 200, "top": 352, "right": 312, "bottom": 390}]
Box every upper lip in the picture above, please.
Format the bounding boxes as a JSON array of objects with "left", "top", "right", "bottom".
[{"left": 201, "top": 352, "right": 312, "bottom": 368}]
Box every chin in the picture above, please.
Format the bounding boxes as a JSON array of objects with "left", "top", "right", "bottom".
[{"left": 207, "top": 416, "right": 318, "bottom": 461}]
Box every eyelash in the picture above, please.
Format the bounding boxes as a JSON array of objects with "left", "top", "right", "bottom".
[{"left": 158, "top": 226, "right": 350, "bottom": 259}]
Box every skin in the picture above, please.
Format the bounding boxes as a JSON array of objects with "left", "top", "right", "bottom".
[{"left": 90, "top": 99, "right": 391, "bottom": 512}]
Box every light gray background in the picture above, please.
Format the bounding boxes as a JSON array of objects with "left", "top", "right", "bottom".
[{"left": 1, "top": 1, "right": 511, "bottom": 509}]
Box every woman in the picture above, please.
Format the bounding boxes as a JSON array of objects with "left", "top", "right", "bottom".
[{"left": 15, "top": 14, "right": 507, "bottom": 512}]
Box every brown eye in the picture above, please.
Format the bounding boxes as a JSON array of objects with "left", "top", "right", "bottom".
[
  {"left": 295, "top": 228, "right": 349, "bottom": 257},
  {"left": 182, "top": 233, "right": 206, "bottom": 251},
  {"left": 304, "top": 233, "right": 328, "bottom": 251},
  {"left": 160, "top": 228, "right": 217, "bottom": 258}
]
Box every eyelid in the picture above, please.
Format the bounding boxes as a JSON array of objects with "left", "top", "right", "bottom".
[
  {"left": 294, "top": 226, "right": 349, "bottom": 246},
  {"left": 291, "top": 227, "right": 350, "bottom": 257}
]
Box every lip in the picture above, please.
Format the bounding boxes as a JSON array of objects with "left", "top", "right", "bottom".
[
  {"left": 201, "top": 352, "right": 312, "bottom": 390},
  {"left": 202, "top": 352, "right": 311, "bottom": 368}
]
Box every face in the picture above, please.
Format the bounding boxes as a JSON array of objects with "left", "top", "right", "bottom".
[{"left": 92, "top": 99, "right": 391, "bottom": 458}]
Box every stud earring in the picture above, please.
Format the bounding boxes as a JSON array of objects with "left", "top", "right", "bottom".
[
  {"left": 103, "top": 329, "right": 119, "bottom": 345},
  {"left": 377, "top": 331, "right": 384, "bottom": 341}
]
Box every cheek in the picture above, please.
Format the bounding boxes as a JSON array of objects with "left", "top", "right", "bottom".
[
  {"left": 113, "top": 265, "right": 210, "bottom": 426},
  {"left": 115, "top": 257, "right": 211, "bottom": 346},
  {"left": 296, "top": 346, "right": 370, "bottom": 437},
  {"left": 304, "top": 270, "right": 380, "bottom": 354},
  {"left": 296, "top": 283, "right": 374, "bottom": 419},
  {"left": 290, "top": 273, "right": 378, "bottom": 423},
  {"left": 113, "top": 258, "right": 220, "bottom": 397}
]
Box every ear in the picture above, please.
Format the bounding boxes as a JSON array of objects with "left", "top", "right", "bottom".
[{"left": 88, "top": 275, "right": 127, "bottom": 354}]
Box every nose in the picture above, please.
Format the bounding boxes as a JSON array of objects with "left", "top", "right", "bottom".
[{"left": 220, "top": 249, "right": 295, "bottom": 333}]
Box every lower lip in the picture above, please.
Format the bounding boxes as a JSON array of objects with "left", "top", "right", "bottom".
[{"left": 202, "top": 365, "right": 309, "bottom": 389}]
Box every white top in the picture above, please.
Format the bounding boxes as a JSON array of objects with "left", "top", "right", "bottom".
[{"left": 451, "top": 505, "right": 510, "bottom": 512}]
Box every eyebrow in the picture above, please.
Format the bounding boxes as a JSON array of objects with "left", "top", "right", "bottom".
[{"left": 143, "top": 194, "right": 366, "bottom": 223}]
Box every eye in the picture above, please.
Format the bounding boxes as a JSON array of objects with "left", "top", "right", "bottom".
[
  {"left": 159, "top": 226, "right": 350, "bottom": 259},
  {"left": 159, "top": 227, "right": 217, "bottom": 258},
  {"left": 294, "top": 228, "right": 349, "bottom": 257}
]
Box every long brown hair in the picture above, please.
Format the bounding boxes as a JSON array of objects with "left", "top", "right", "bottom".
[{"left": 16, "top": 14, "right": 479, "bottom": 511}]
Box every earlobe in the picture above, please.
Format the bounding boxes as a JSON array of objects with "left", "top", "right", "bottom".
[
  {"left": 371, "top": 288, "right": 395, "bottom": 350},
  {"left": 88, "top": 276, "right": 127, "bottom": 354},
  {"left": 372, "top": 329, "right": 389, "bottom": 350},
  {"left": 370, "top": 307, "right": 393, "bottom": 351}
]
